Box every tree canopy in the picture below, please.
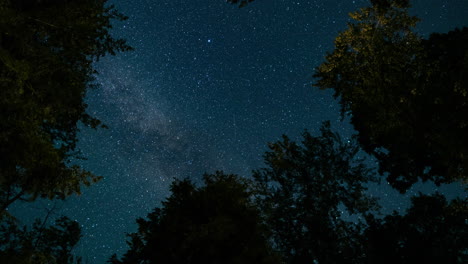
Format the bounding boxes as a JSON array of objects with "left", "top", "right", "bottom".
[
  {"left": 313, "top": 0, "right": 468, "bottom": 192},
  {"left": 112, "top": 123, "right": 467, "bottom": 263},
  {"left": 0, "top": 0, "right": 132, "bottom": 213},
  {"left": 110, "top": 172, "right": 281, "bottom": 264},
  {"left": 0, "top": 216, "right": 82, "bottom": 264},
  {"left": 364, "top": 194, "right": 468, "bottom": 263},
  {"left": 253, "top": 121, "right": 378, "bottom": 264}
]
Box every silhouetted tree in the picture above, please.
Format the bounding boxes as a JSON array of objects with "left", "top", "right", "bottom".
[
  {"left": 364, "top": 193, "right": 468, "bottom": 264},
  {"left": 313, "top": 0, "right": 468, "bottom": 192},
  {"left": 0, "top": 0, "right": 132, "bottom": 213},
  {"left": 110, "top": 172, "right": 281, "bottom": 264},
  {"left": 253, "top": 121, "right": 378, "bottom": 264},
  {"left": 0, "top": 216, "right": 82, "bottom": 264}
]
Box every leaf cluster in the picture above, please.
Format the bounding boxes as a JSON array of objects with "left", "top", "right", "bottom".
[
  {"left": 0, "top": 0, "right": 132, "bottom": 211},
  {"left": 314, "top": 0, "right": 468, "bottom": 192},
  {"left": 0, "top": 216, "right": 82, "bottom": 264}
]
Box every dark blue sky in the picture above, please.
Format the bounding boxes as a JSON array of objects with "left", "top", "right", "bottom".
[{"left": 11, "top": 0, "right": 468, "bottom": 263}]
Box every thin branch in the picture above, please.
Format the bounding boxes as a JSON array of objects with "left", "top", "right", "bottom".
[
  {"left": 1, "top": 189, "right": 25, "bottom": 213},
  {"left": 33, "top": 201, "right": 58, "bottom": 249},
  {"left": 30, "top": 18, "right": 59, "bottom": 28}
]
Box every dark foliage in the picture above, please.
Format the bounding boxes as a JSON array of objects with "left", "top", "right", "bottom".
[
  {"left": 0, "top": 216, "right": 82, "bottom": 264},
  {"left": 110, "top": 172, "right": 281, "bottom": 264},
  {"left": 364, "top": 194, "right": 468, "bottom": 264},
  {"left": 314, "top": 0, "right": 468, "bottom": 192},
  {"left": 253, "top": 121, "right": 378, "bottom": 264},
  {"left": 0, "top": 0, "right": 132, "bottom": 213}
]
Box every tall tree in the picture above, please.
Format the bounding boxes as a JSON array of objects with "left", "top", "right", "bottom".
[
  {"left": 364, "top": 193, "right": 468, "bottom": 264},
  {"left": 110, "top": 172, "right": 281, "bottom": 264},
  {"left": 313, "top": 0, "right": 468, "bottom": 192},
  {"left": 0, "top": 0, "right": 132, "bottom": 213},
  {"left": 253, "top": 121, "right": 378, "bottom": 264},
  {"left": 0, "top": 216, "right": 82, "bottom": 264}
]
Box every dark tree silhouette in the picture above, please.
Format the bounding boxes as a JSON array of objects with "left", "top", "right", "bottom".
[
  {"left": 364, "top": 194, "right": 468, "bottom": 264},
  {"left": 110, "top": 172, "right": 281, "bottom": 264},
  {"left": 0, "top": 216, "right": 82, "bottom": 264},
  {"left": 253, "top": 121, "right": 378, "bottom": 264},
  {"left": 313, "top": 0, "right": 468, "bottom": 192},
  {"left": 0, "top": 0, "right": 132, "bottom": 213}
]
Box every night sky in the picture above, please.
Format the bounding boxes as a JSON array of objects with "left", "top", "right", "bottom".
[{"left": 11, "top": 0, "right": 468, "bottom": 263}]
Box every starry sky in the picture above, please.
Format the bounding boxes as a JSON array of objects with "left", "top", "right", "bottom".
[{"left": 11, "top": 0, "right": 468, "bottom": 263}]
